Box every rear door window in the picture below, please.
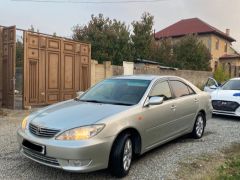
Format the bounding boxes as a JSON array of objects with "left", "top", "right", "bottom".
[{"left": 169, "top": 80, "right": 191, "bottom": 98}]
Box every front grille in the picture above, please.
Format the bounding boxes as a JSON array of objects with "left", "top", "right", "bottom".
[
  {"left": 212, "top": 100, "right": 239, "bottom": 112},
  {"left": 29, "top": 123, "right": 60, "bottom": 138},
  {"left": 22, "top": 147, "right": 60, "bottom": 167}
]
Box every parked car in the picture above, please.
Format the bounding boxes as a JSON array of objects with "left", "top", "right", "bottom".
[
  {"left": 204, "top": 77, "right": 240, "bottom": 117},
  {"left": 203, "top": 77, "right": 220, "bottom": 93},
  {"left": 17, "top": 75, "right": 212, "bottom": 178}
]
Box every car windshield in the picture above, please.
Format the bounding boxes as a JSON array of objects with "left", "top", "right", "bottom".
[
  {"left": 79, "top": 79, "right": 151, "bottom": 106},
  {"left": 221, "top": 80, "right": 240, "bottom": 90}
]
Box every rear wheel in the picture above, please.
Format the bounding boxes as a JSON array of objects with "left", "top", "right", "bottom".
[
  {"left": 192, "top": 112, "right": 205, "bottom": 139},
  {"left": 109, "top": 133, "right": 133, "bottom": 178}
]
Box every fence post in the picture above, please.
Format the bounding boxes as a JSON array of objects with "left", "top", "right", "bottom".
[{"left": 123, "top": 61, "right": 134, "bottom": 75}]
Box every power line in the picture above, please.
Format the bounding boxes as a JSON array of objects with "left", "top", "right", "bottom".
[{"left": 12, "top": 0, "right": 167, "bottom": 4}]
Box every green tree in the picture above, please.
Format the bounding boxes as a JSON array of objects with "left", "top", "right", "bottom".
[
  {"left": 131, "top": 12, "right": 154, "bottom": 59},
  {"left": 150, "top": 38, "right": 174, "bottom": 66},
  {"left": 173, "top": 35, "right": 211, "bottom": 70},
  {"left": 72, "top": 14, "right": 132, "bottom": 65},
  {"left": 213, "top": 64, "right": 230, "bottom": 83}
]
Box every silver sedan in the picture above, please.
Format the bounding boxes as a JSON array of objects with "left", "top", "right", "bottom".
[{"left": 17, "top": 75, "right": 212, "bottom": 178}]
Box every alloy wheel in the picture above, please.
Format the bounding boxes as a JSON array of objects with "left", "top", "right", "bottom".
[
  {"left": 123, "top": 139, "right": 132, "bottom": 171},
  {"left": 196, "top": 115, "right": 204, "bottom": 137}
]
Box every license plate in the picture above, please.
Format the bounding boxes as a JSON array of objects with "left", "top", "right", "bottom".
[{"left": 22, "top": 140, "right": 46, "bottom": 155}]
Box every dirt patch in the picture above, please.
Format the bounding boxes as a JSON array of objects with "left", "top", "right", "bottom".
[{"left": 176, "top": 143, "right": 240, "bottom": 180}]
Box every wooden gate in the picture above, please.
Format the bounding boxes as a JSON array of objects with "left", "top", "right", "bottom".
[
  {"left": 2, "top": 26, "right": 16, "bottom": 109},
  {"left": 23, "top": 32, "right": 91, "bottom": 107}
]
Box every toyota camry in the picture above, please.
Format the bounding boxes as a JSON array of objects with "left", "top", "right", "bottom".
[{"left": 17, "top": 75, "right": 212, "bottom": 177}]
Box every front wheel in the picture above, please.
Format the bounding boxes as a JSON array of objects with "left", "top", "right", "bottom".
[
  {"left": 109, "top": 133, "right": 133, "bottom": 178},
  {"left": 192, "top": 112, "right": 205, "bottom": 139}
]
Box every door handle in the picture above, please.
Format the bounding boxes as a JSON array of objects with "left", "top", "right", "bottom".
[{"left": 194, "top": 98, "right": 199, "bottom": 103}]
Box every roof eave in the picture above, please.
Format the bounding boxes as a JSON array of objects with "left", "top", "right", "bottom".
[
  {"left": 219, "top": 56, "right": 240, "bottom": 60},
  {"left": 155, "top": 31, "right": 236, "bottom": 42}
]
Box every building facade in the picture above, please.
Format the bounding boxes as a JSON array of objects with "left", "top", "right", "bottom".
[{"left": 155, "top": 18, "right": 239, "bottom": 76}]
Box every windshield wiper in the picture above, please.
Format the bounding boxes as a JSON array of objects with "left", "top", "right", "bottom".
[
  {"left": 79, "top": 99, "right": 106, "bottom": 104},
  {"left": 74, "top": 97, "right": 81, "bottom": 101},
  {"left": 108, "top": 102, "right": 134, "bottom": 106}
]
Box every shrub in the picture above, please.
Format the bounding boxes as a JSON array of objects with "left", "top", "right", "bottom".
[{"left": 213, "top": 64, "right": 230, "bottom": 84}]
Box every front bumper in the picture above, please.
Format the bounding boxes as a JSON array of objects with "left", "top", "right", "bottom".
[
  {"left": 212, "top": 110, "right": 240, "bottom": 117},
  {"left": 17, "top": 128, "right": 115, "bottom": 172},
  {"left": 212, "top": 100, "right": 240, "bottom": 117}
]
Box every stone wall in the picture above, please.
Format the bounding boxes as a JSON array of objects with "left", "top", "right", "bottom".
[
  {"left": 134, "top": 66, "right": 212, "bottom": 88},
  {"left": 90, "top": 60, "right": 212, "bottom": 88},
  {"left": 112, "top": 65, "right": 123, "bottom": 76},
  {"left": 91, "top": 60, "right": 113, "bottom": 86}
]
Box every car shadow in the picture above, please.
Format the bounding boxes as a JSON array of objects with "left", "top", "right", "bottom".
[
  {"left": 212, "top": 114, "right": 240, "bottom": 122},
  {"left": 133, "top": 134, "right": 194, "bottom": 163}
]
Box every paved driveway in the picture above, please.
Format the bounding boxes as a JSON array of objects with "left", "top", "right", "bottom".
[{"left": 0, "top": 109, "right": 240, "bottom": 179}]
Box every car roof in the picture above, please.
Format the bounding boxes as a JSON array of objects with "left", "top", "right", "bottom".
[
  {"left": 111, "top": 75, "right": 169, "bottom": 81},
  {"left": 110, "top": 75, "right": 201, "bottom": 93},
  {"left": 230, "top": 77, "right": 240, "bottom": 81}
]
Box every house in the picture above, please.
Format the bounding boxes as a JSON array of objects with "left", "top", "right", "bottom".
[{"left": 154, "top": 18, "right": 240, "bottom": 76}]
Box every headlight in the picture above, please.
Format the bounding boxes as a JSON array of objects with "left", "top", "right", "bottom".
[
  {"left": 22, "top": 116, "right": 28, "bottom": 130},
  {"left": 56, "top": 124, "right": 105, "bottom": 140}
]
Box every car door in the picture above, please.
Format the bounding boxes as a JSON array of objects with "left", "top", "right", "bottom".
[
  {"left": 169, "top": 80, "right": 199, "bottom": 134},
  {"left": 142, "top": 80, "right": 177, "bottom": 148},
  {"left": 204, "top": 77, "right": 219, "bottom": 93}
]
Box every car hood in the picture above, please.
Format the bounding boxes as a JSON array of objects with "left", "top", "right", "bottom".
[
  {"left": 211, "top": 89, "right": 240, "bottom": 102},
  {"left": 30, "top": 100, "right": 131, "bottom": 130}
]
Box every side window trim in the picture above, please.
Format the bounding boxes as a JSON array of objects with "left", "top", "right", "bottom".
[
  {"left": 169, "top": 80, "right": 196, "bottom": 99},
  {"left": 187, "top": 85, "right": 196, "bottom": 95},
  {"left": 148, "top": 79, "right": 173, "bottom": 101}
]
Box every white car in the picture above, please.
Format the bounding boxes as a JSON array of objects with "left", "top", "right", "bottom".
[{"left": 204, "top": 77, "right": 240, "bottom": 117}]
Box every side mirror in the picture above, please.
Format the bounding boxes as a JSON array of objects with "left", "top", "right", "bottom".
[
  {"left": 210, "top": 85, "right": 217, "bottom": 89},
  {"left": 145, "top": 96, "right": 164, "bottom": 107},
  {"left": 76, "top": 91, "right": 84, "bottom": 98}
]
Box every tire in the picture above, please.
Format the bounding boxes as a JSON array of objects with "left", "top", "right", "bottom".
[
  {"left": 191, "top": 112, "right": 205, "bottom": 139},
  {"left": 109, "top": 133, "right": 133, "bottom": 178}
]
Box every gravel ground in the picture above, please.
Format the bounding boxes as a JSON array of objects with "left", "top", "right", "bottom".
[{"left": 0, "top": 109, "right": 240, "bottom": 180}]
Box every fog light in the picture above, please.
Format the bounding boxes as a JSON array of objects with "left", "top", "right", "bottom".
[{"left": 68, "top": 159, "right": 91, "bottom": 167}]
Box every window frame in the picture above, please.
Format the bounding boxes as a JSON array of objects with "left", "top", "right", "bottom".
[
  {"left": 224, "top": 42, "right": 228, "bottom": 53},
  {"left": 215, "top": 39, "right": 220, "bottom": 50},
  {"left": 169, "top": 80, "right": 196, "bottom": 99},
  {"left": 148, "top": 79, "right": 174, "bottom": 101}
]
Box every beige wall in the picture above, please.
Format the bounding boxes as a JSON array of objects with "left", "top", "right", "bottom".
[
  {"left": 91, "top": 60, "right": 113, "bottom": 86},
  {"left": 134, "top": 66, "right": 212, "bottom": 88},
  {"left": 90, "top": 60, "right": 212, "bottom": 88},
  {"left": 123, "top": 61, "right": 134, "bottom": 75},
  {"left": 0, "top": 27, "right": 3, "bottom": 107},
  {"left": 210, "top": 34, "right": 230, "bottom": 59},
  {"left": 219, "top": 58, "right": 240, "bottom": 77}
]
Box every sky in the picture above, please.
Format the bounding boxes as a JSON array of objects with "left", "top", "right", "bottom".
[{"left": 0, "top": 0, "right": 240, "bottom": 50}]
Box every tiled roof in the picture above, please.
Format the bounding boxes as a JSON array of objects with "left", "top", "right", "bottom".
[{"left": 155, "top": 18, "right": 235, "bottom": 42}]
